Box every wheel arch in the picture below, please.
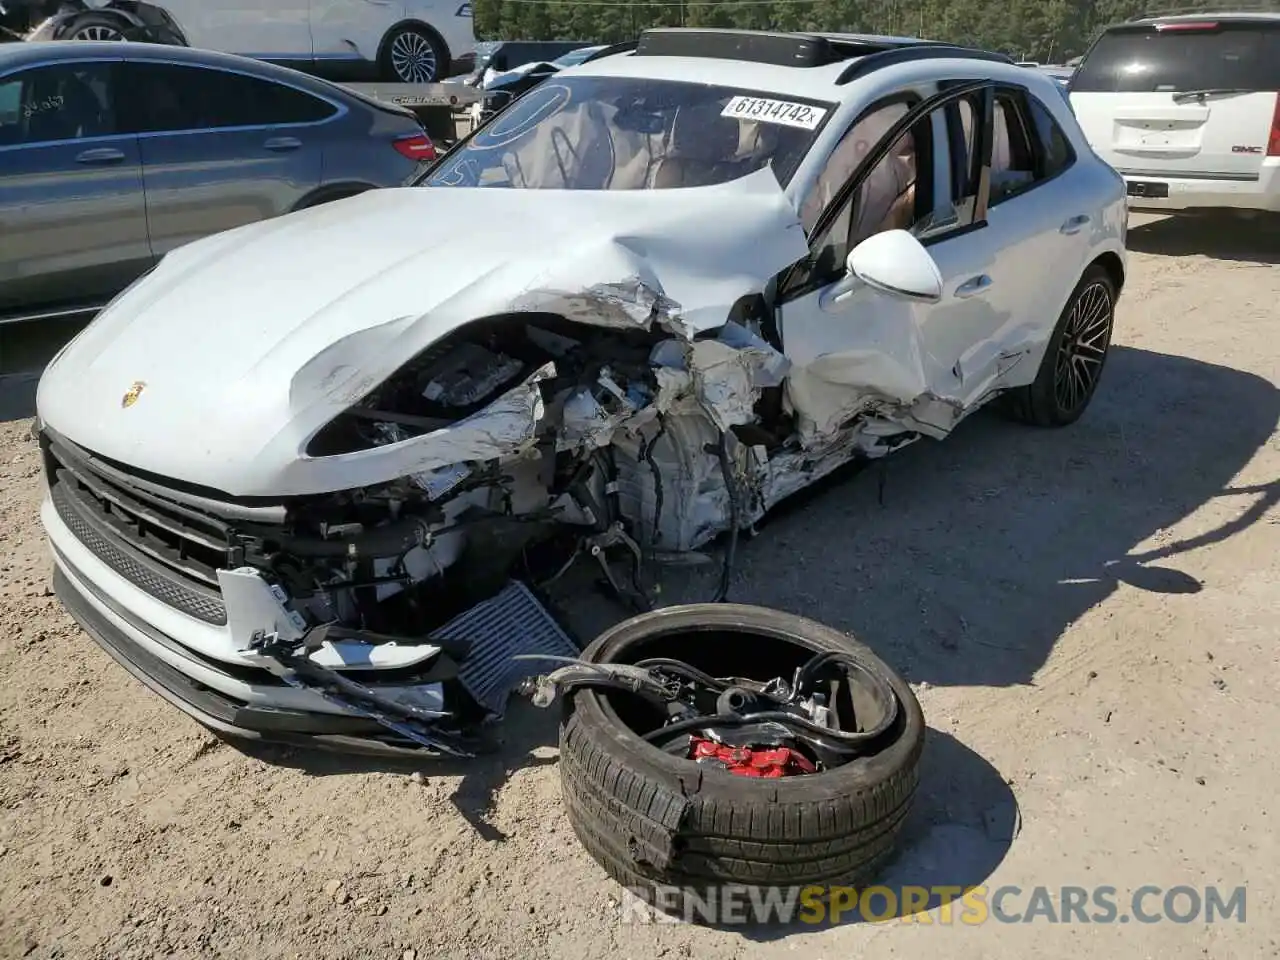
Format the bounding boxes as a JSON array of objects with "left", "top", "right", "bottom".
[
  {"left": 290, "top": 181, "right": 379, "bottom": 213},
  {"left": 377, "top": 18, "right": 452, "bottom": 74},
  {"left": 1091, "top": 250, "right": 1126, "bottom": 294}
]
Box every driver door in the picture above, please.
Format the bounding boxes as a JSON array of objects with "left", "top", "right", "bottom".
[{"left": 775, "top": 80, "right": 1005, "bottom": 442}]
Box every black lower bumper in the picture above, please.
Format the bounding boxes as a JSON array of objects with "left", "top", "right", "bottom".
[{"left": 53, "top": 563, "right": 444, "bottom": 758}]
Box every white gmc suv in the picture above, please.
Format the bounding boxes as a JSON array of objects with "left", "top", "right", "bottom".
[{"left": 1070, "top": 12, "right": 1280, "bottom": 216}]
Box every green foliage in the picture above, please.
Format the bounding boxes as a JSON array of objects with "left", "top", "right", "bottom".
[{"left": 471, "top": 0, "right": 1168, "bottom": 60}]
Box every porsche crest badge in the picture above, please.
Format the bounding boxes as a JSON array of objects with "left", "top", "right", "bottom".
[{"left": 121, "top": 381, "right": 146, "bottom": 409}]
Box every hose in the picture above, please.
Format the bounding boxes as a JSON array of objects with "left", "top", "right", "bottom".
[
  {"left": 643, "top": 707, "right": 894, "bottom": 755},
  {"left": 634, "top": 657, "right": 733, "bottom": 692},
  {"left": 710, "top": 430, "right": 740, "bottom": 603}
]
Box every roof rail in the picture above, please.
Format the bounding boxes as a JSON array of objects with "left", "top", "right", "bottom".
[
  {"left": 581, "top": 39, "right": 638, "bottom": 63},
  {"left": 634, "top": 28, "right": 848, "bottom": 67},
  {"left": 835, "top": 44, "right": 1015, "bottom": 84}
]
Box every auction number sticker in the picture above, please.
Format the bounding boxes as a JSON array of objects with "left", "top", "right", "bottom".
[{"left": 721, "top": 96, "right": 827, "bottom": 130}]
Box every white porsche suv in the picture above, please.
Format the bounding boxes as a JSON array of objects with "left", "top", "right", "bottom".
[
  {"left": 34, "top": 29, "right": 1127, "bottom": 756},
  {"left": 1070, "top": 12, "right": 1280, "bottom": 216}
]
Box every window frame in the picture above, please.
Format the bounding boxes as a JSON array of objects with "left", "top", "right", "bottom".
[
  {"left": 778, "top": 78, "right": 997, "bottom": 303},
  {"left": 0, "top": 58, "right": 125, "bottom": 151},
  {"left": 985, "top": 84, "right": 1077, "bottom": 208},
  {"left": 118, "top": 58, "right": 345, "bottom": 137},
  {"left": 1023, "top": 87, "right": 1078, "bottom": 182}
]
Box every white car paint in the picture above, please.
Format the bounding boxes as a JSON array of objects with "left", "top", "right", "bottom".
[
  {"left": 36, "top": 38, "right": 1127, "bottom": 739},
  {"left": 36, "top": 171, "right": 807, "bottom": 496},
  {"left": 153, "top": 0, "right": 475, "bottom": 76},
  {"left": 1070, "top": 13, "right": 1280, "bottom": 214}
]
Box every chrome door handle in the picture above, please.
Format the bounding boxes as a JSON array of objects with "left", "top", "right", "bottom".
[
  {"left": 264, "top": 136, "right": 302, "bottom": 152},
  {"left": 954, "top": 274, "right": 993, "bottom": 298},
  {"left": 1060, "top": 214, "right": 1091, "bottom": 234},
  {"left": 75, "top": 147, "right": 125, "bottom": 165}
]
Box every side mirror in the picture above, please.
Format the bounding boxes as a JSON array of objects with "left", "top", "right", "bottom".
[{"left": 845, "top": 229, "right": 944, "bottom": 304}]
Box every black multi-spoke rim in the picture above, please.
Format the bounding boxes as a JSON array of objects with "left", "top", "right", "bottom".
[{"left": 1054, "top": 281, "right": 1112, "bottom": 414}]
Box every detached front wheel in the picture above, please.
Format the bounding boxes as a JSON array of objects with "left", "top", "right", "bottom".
[{"left": 558, "top": 604, "right": 924, "bottom": 915}]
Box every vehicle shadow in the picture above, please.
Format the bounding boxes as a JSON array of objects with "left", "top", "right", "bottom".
[
  {"left": 1126, "top": 213, "right": 1280, "bottom": 264},
  {"left": 0, "top": 317, "right": 91, "bottom": 421},
  {"left": 232, "top": 698, "right": 561, "bottom": 842},
  {"left": 562, "top": 345, "right": 1279, "bottom": 690},
  {"left": 691, "top": 729, "right": 1015, "bottom": 936}
]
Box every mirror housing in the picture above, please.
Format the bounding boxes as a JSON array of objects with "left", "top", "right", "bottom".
[{"left": 845, "top": 229, "right": 944, "bottom": 304}]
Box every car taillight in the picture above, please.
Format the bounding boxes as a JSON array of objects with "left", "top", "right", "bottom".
[
  {"left": 393, "top": 133, "right": 436, "bottom": 162},
  {"left": 1269, "top": 94, "right": 1280, "bottom": 157}
]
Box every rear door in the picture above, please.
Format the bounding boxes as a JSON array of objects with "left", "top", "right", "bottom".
[
  {"left": 122, "top": 60, "right": 333, "bottom": 257},
  {"left": 159, "top": 0, "right": 313, "bottom": 60},
  {"left": 309, "top": 0, "right": 400, "bottom": 64},
  {"left": 1070, "top": 19, "right": 1280, "bottom": 180},
  {"left": 0, "top": 58, "right": 151, "bottom": 318}
]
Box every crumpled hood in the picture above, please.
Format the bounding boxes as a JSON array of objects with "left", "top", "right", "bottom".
[{"left": 37, "top": 169, "right": 808, "bottom": 497}]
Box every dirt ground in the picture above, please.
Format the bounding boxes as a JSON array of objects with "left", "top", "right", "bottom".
[{"left": 1, "top": 213, "right": 1278, "bottom": 960}]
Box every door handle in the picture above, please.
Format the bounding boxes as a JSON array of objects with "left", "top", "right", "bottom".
[
  {"left": 954, "top": 274, "right": 993, "bottom": 298},
  {"left": 75, "top": 147, "right": 125, "bottom": 165},
  {"left": 263, "top": 136, "right": 302, "bottom": 152},
  {"left": 1060, "top": 214, "right": 1091, "bottom": 235}
]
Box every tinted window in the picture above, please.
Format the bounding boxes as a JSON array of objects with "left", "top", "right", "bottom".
[
  {"left": 1026, "top": 94, "right": 1075, "bottom": 177},
  {"left": 989, "top": 93, "right": 1040, "bottom": 205},
  {"left": 1072, "top": 23, "right": 1280, "bottom": 93},
  {"left": 800, "top": 99, "right": 911, "bottom": 231},
  {"left": 0, "top": 62, "right": 117, "bottom": 147},
  {"left": 127, "top": 62, "right": 337, "bottom": 133},
  {"left": 802, "top": 110, "right": 937, "bottom": 287}
]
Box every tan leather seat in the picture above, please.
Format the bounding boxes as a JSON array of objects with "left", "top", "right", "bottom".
[{"left": 649, "top": 107, "right": 741, "bottom": 188}]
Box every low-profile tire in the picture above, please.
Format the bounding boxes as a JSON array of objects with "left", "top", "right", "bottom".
[
  {"left": 1004, "top": 264, "right": 1116, "bottom": 427},
  {"left": 64, "top": 13, "right": 128, "bottom": 41},
  {"left": 379, "top": 24, "right": 448, "bottom": 83},
  {"left": 558, "top": 603, "right": 924, "bottom": 917}
]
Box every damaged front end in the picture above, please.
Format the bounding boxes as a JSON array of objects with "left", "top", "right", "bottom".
[
  {"left": 38, "top": 170, "right": 939, "bottom": 756},
  {"left": 42, "top": 287, "right": 923, "bottom": 756}
]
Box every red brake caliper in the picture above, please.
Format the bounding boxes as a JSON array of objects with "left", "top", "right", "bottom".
[{"left": 690, "top": 737, "right": 817, "bottom": 777}]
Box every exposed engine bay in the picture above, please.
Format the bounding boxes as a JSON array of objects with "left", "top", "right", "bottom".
[
  {"left": 216, "top": 309, "right": 918, "bottom": 753},
  {"left": 241, "top": 311, "right": 914, "bottom": 622}
]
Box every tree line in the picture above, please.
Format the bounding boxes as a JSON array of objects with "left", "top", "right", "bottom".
[{"left": 469, "top": 0, "right": 1264, "bottom": 65}]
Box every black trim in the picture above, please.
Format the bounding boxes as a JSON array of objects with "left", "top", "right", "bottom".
[
  {"left": 1116, "top": 168, "right": 1260, "bottom": 183},
  {"left": 52, "top": 563, "right": 443, "bottom": 758},
  {"left": 836, "top": 44, "right": 1014, "bottom": 85},
  {"left": 50, "top": 479, "right": 229, "bottom": 624},
  {"left": 581, "top": 40, "right": 638, "bottom": 63},
  {"left": 42, "top": 425, "right": 287, "bottom": 523}
]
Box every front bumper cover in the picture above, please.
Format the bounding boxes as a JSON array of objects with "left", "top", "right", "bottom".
[{"left": 53, "top": 558, "right": 457, "bottom": 758}]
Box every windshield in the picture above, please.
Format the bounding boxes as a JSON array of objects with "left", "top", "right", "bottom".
[
  {"left": 422, "top": 75, "right": 832, "bottom": 191},
  {"left": 1072, "top": 22, "right": 1280, "bottom": 93}
]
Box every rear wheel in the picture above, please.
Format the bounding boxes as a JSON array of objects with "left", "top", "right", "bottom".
[
  {"left": 1005, "top": 264, "right": 1116, "bottom": 427},
  {"left": 65, "top": 14, "right": 127, "bottom": 41},
  {"left": 380, "top": 24, "right": 448, "bottom": 83}
]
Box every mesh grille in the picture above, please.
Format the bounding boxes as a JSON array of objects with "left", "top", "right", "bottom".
[{"left": 51, "top": 483, "right": 228, "bottom": 625}]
